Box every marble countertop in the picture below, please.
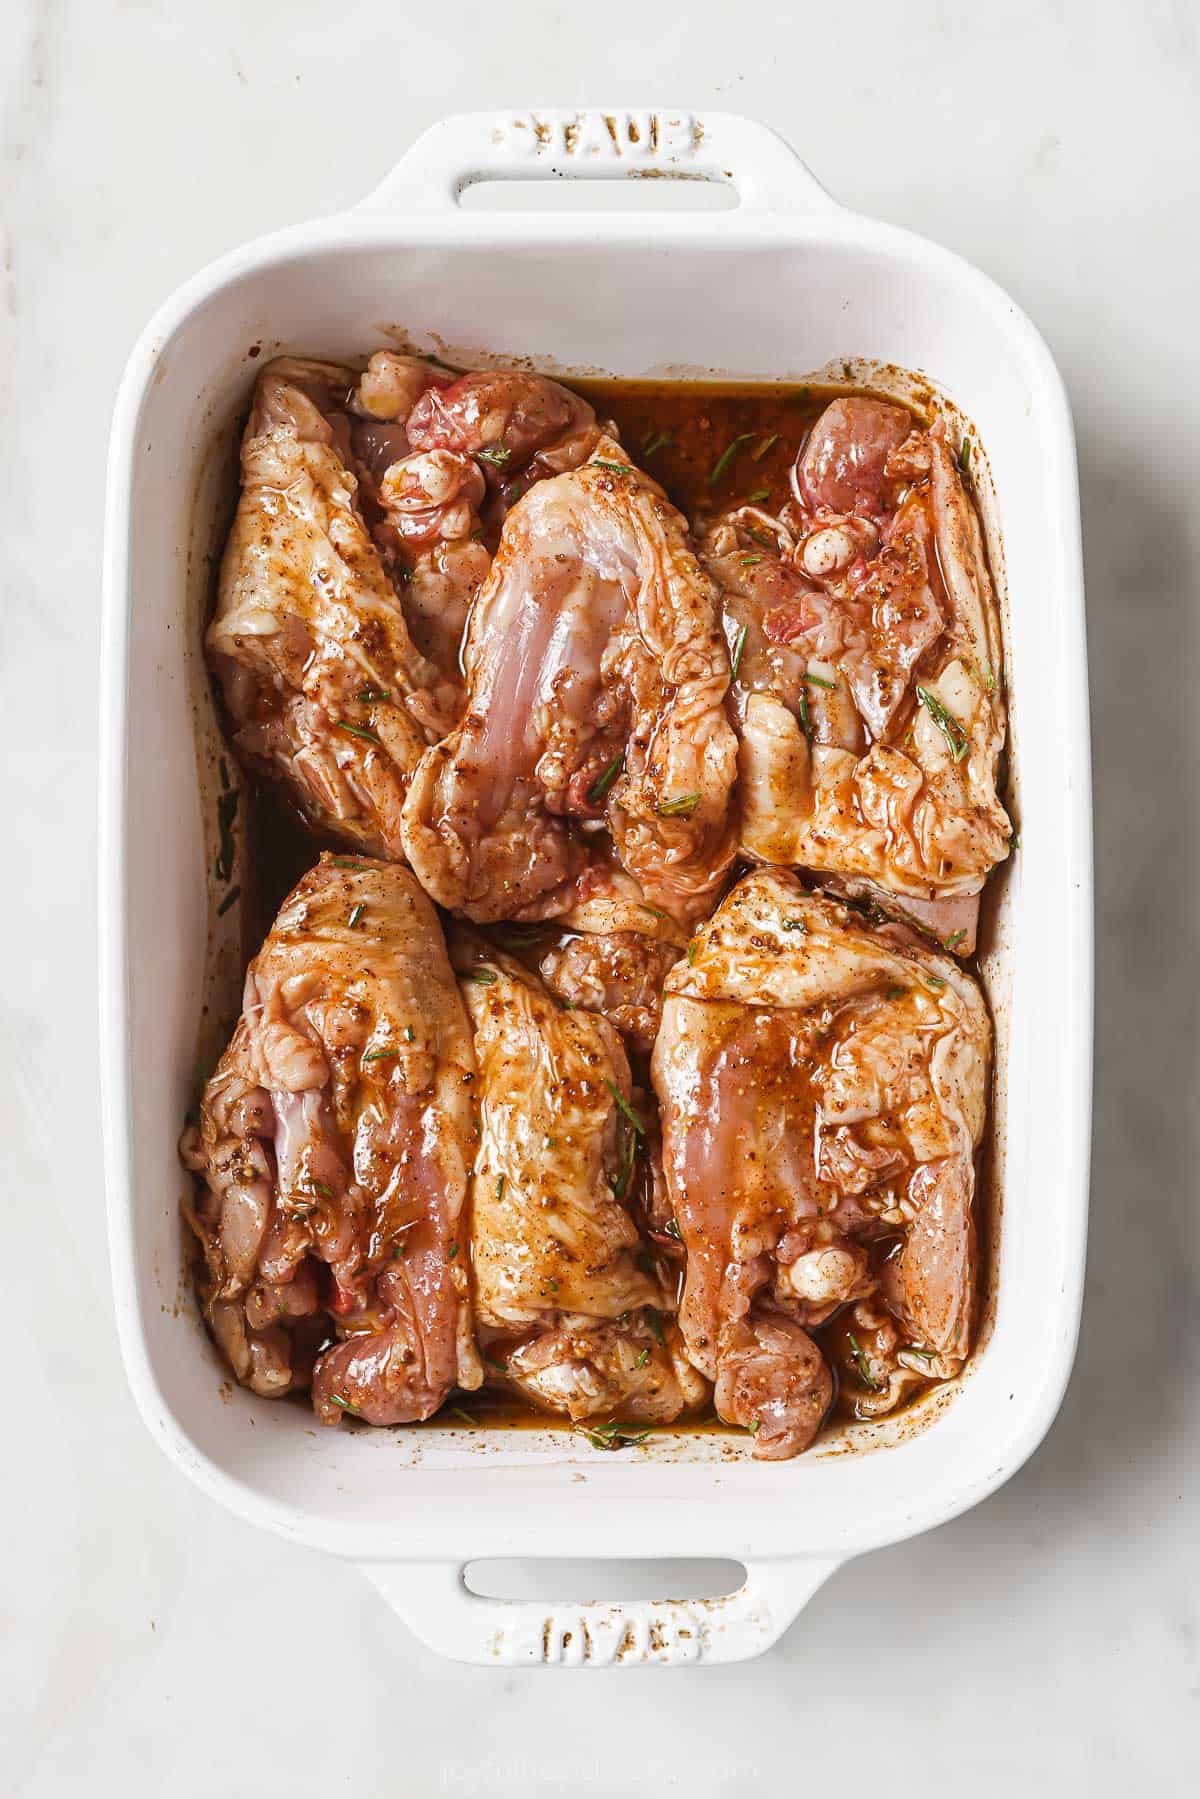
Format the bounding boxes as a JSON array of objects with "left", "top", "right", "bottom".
[{"left": 3, "top": 0, "right": 1197, "bottom": 1790}]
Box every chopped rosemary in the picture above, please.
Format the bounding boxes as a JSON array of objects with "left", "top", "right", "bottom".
[
  {"left": 782, "top": 917, "right": 808, "bottom": 933},
  {"left": 686, "top": 942, "right": 697, "bottom": 965},
  {"left": 639, "top": 904, "right": 669, "bottom": 921},
  {"left": 958, "top": 437, "right": 973, "bottom": 481},
  {"left": 943, "top": 929, "right": 967, "bottom": 951},
  {"left": 1010, "top": 830, "right": 1021, "bottom": 851},
  {"left": 331, "top": 1394, "right": 362, "bottom": 1417},
  {"left": 363, "top": 1047, "right": 398, "bottom": 1062},
  {"left": 475, "top": 442, "right": 511, "bottom": 467},
  {"left": 847, "top": 1332, "right": 883, "bottom": 1392},
  {"left": 747, "top": 1419, "right": 761, "bottom": 1435},
  {"left": 664, "top": 1218, "right": 683, "bottom": 1241},
  {"left": 750, "top": 433, "right": 779, "bottom": 461},
  {"left": 348, "top": 903, "right": 365, "bottom": 928},
  {"left": 356, "top": 686, "right": 391, "bottom": 703},
  {"left": 634, "top": 1348, "right": 650, "bottom": 1371},
  {"left": 730, "top": 623, "right": 748, "bottom": 681},
  {"left": 331, "top": 858, "right": 361, "bottom": 870},
  {"left": 886, "top": 985, "right": 908, "bottom": 1000},
  {"left": 448, "top": 1243, "right": 459, "bottom": 1260},
  {"left": 485, "top": 1356, "right": 506, "bottom": 1374},
  {"left": 657, "top": 792, "right": 700, "bottom": 817},
  {"left": 642, "top": 430, "right": 672, "bottom": 457},
  {"left": 915, "top": 685, "right": 969, "bottom": 762},
  {"left": 925, "top": 975, "right": 947, "bottom": 991},
  {"left": 495, "top": 1174, "right": 506, "bottom": 1202},
  {"left": 306, "top": 1179, "right": 334, "bottom": 1199},
  {"left": 336, "top": 719, "right": 383, "bottom": 747},
  {"left": 577, "top": 1420, "right": 651, "bottom": 1451},
  {"left": 593, "top": 459, "right": 634, "bottom": 475},
  {"left": 603, "top": 1079, "right": 645, "bottom": 1136},
  {"left": 645, "top": 1307, "right": 666, "bottom": 1346},
  {"left": 610, "top": 1118, "right": 637, "bottom": 1201},
  {"left": 216, "top": 884, "right": 240, "bottom": 917},
  {"left": 466, "top": 968, "right": 498, "bottom": 985},
  {"left": 449, "top": 1407, "right": 477, "bottom": 1428},
  {"left": 215, "top": 784, "right": 239, "bottom": 883},
  {"left": 492, "top": 923, "right": 545, "bottom": 949},
  {"left": 588, "top": 751, "right": 625, "bottom": 805},
  {"left": 405, "top": 1025, "right": 415, "bottom": 1042},
  {"left": 798, "top": 690, "right": 812, "bottom": 740},
  {"left": 745, "top": 488, "right": 770, "bottom": 503},
  {"left": 802, "top": 669, "right": 837, "bottom": 689},
  {"left": 740, "top": 554, "right": 764, "bottom": 567},
  {"left": 709, "top": 433, "right": 755, "bottom": 486}
]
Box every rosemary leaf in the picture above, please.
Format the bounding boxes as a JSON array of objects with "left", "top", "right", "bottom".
[
  {"left": 588, "top": 752, "right": 625, "bottom": 805},
  {"left": 657, "top": 792, "right": 700, "bottom": 817}
]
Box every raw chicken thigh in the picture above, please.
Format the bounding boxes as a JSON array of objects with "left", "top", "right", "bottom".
[
  {"left": 402, "top": 436, "right": 738, "bottom": 926},
  {"left": 208, "top": 357, "right": 465, "bottom": 856},
  {"left": 347, "top": 351, "right": 493, "bottom": 684},
  {"left": 652, "top": 867, "right": 990, "bottom": 1456},
  {"left": 453, "top": 934, "right": 707, "bottom": 1425},
  {"left": 702, "top": 397, "right": 1011, "bottom": 953},
  {"left": 538, "top": 926, "right": 682, "bottom": 1059},
  {"left": 180, "top": 854, "right": 481, "bottom": 1423},
  {"left": 406, "top": 367, "right": 601, "bottom": 502}
]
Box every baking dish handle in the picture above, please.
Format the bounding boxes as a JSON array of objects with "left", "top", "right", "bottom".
[
  {"left": 356, "top": 110, "right": 836, "bottom": 217},
  {"left": 360, "top": 1556, "right": 840, "bottom": 1666}
]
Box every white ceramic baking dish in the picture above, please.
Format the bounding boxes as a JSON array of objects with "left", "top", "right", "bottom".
[{"left": 100, "top": 110, "right": 1092, "bottom": 1666}]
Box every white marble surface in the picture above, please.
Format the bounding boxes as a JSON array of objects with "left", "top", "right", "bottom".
[{"left": 3, "top": 0, "right": 1198, "bottom": 1789}]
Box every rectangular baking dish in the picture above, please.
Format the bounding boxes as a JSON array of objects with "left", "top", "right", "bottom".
[{"left": 100, "top": 109, "right": 1092, "bottom": 1666}]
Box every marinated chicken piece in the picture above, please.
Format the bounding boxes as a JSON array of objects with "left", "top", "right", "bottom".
[
  {"left": 347, "top": 350, "right": 456, "bottom": 485},
  {"left": 703, "top": 397, "right": 1011, "bottom": 954},
  {"left": 402, "top": 436, "right": 738, "bottom": 925},
  {"left": 347, "top": 352, "right": 492, "bottom": 683},
  {"left": 180, "top": 855, "right": 482, "bottom": 1423},
  {"left": 208, "top": 358, "right": 464, "bottom": 856},
  {"left": 407, "top": 368, "right": 601, "bottom": 513},
  {"left": 796, "top": 397, "right": 912, "bottom": 517},
  {"left": 823, "top": 1295, "right": 957, "bottom": 1419},
  {"left": 651, "top": 868, "right": 991, "bottom": 1455},
  {"left": 453, "top": 935, "right": 707, "bottom": 1424},
  {"left": 538, "top": 927, "right": 683, "bottom": 1058},
  {"left": 501, "top": 1316, "right": 707, "bottom": 1427}
]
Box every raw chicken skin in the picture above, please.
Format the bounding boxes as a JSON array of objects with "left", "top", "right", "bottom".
[
  {"left": 703, "top": 398, "right": 1011, "bottom": 954},
  {"left": 180, "top": 854, "right": 482, "bottom": 1424},
  {"left": 454, "top": 935, "right": 707, "bottom": 1424},
  {"left": 406, "top": 368, "right": 601, "bottom": 507},
  {"left": 401, "top": 436, "right": 738, "bottom": 925},
  {"left": 348, "top": 352, "right": 492, "bottom": 685},
  {"left": 538, "top": 928, "right": 682, "bottom": 1059},
  {"left": 208, "top": 358, "right": 464, "bottom": 857},
  {"left": 651, "top": 867, "right": 990, "bottom": 1454}
]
